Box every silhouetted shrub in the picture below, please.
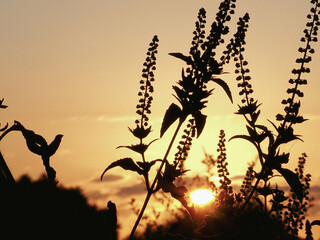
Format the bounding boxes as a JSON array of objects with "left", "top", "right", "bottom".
[{"left": 0, "top": 175, "right": 117, "bottom": 240}]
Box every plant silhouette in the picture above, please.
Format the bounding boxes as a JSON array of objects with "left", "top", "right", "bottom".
[
  {"left": 0, "top": 175, "right": 118, "bottom": 240},
  {"left": 0, "top": 120, "right": 63, "bottom": 184},
  {"left": 0, "top": 100, "right": 120, "bottom": 239},
  {"left": 0, "top": 0, "right": 319, "bottom": 239},
  {"left": 101, "top": 1, "right": 239, "bottom": 238},
  {"left": 101, "top": 0, "right": 320, "bottom": 239}
]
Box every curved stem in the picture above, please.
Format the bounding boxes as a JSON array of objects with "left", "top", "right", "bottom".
[
  {"left": 150, "top": 119, "right": 184, "bottom": 191},
  {"left": 128, "top": 191, "right": 152, "bottom": 240},
  {"left": 0, "top": 125, "right": 17, "bottom": 142}
]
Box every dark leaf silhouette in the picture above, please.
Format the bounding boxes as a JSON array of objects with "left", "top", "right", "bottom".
[
  {"left": 169, "top": 52, "right": 193, "bottom": 65},
  {"left": 117, "top": 143, "right": 149, "bottom": 155},
  {"left": 117, "top": 139, "right": 158, "bottom": 155},
  {"left": 46, "top": 134, "right": 63, "bottom": 157},
  {"left": 162, "top": 162, "right": 188, "bottom": 183},
  {"left": 275, "top": 152, "right": 290, "bottom": 164},
  {"left": 193, "top": 112, "right": 207, "bottom": 138},
  {"left": 311, "top": 220, "right": 320, "bottom": 226},
  {"left": 0, "top": 98, "right": 7, "bottom": 108},
  {"left": 136, "top": 159, "right": 160, "bottom": 172},
  {"left": 160, "top": 103, "right": 182, "bottom": 137},
  {"left": 277, "top": 167, "right": 303, "bottom": 202},
  {"left": 235, "top": 101, "right": 261, "bottom": 115},
  {"left": 229, "top": 134, "right": 256, "bottom": 146},
  {"left": 210, "top": 78, "right": 233, "bottom": 103},
  {"left": 128, "top": 125, "right": 151, "bottom": 139},
  {"left": 0, "top": 122, "right": 8, "bottom": 132},
  {"left": 101, "top": 158, "right": 143, "bottom": 180},
  {"left": 24, "top": 130, "right": 47, "bottom": 155},
  {"left": 229, "top": 134, "right": 263, "bottom": 158}
]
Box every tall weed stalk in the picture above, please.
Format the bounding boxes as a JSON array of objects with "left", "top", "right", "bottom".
[
  {"left": 101, "top": 1, "right": 238, "bottom": 238},
  {"left": 101, "top": 0, "right": 320, "bottom": 239}
]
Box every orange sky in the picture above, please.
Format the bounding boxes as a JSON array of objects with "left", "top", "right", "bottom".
[{"left": 0, "top": 1, "right": 320, "bottom": 239}]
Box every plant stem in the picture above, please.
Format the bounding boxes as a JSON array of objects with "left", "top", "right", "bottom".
[
  {"left": 128, "top": 191, "right": 152, "bottom": 240},
  {"left": 243, "top": 165, "right": 265, "bottom": 209},
  {"left": 0, "top": 151, "right": 15, "bottom": 184},
  {"left": 128, "top": 119, "right": 184, "bottom": 240},
  {"left": 151, "top": 119, "right": 184, "bottom": 191}
]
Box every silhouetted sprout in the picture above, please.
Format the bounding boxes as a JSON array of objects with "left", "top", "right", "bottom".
[
  {"left": 230, "top": 1, "right": 320, "bottom": 209},
  {"left": 102, "top": 0, "right": 320, "bottom": 239},
  {"left": 131, "top": 35, "right": 159, "bottom": 140},
  {"left": 0, "top": 118, "right": 62, "bottom": 184},
  {"left": 162, "top": 2, "right": 236, "bottom": 139},
  {"left": 101, "top": 36, "right": 159, "bottom": 193},
  {"left": 14, "top": 121, "right": 62, "bottom": 184},
  {"left": 277, "top": 2, "right": 319, "bottom": 129}
]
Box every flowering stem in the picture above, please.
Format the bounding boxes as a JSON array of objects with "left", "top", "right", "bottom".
[{"left": 128, "top": 119, "right": 184, "bottom": 240}]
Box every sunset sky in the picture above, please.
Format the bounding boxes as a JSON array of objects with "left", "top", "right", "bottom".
[{"left": 0, "top": 0, "right": 320, "bottom": 239}]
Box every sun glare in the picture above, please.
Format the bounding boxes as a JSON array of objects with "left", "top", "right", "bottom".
[{"left": 190, "top": 189, "right": 214, "bottom": 205}]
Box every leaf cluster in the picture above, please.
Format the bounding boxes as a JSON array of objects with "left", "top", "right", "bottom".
[
  {"left": 228, "top": 1, "right": 320, "bottom": 207},
  {"left": 0, "top": 104, "right": 63, "bottom": 184}
]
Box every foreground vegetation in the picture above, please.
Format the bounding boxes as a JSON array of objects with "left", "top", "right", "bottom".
[
  {"left": 1, "top": 0, "right": 320, "bottom": 239},
  {"left": 101, "top": 0, "right": 320, "bottom": 239}
]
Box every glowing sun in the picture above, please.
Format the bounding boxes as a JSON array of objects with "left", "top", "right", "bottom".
[{"left": 190, "top": 189, "right": 215, "bottom": 205}]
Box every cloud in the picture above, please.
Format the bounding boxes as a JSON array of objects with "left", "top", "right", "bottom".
[
  {"left": 117, "top": 182, "right": 146, "bottom": 197},
  {"left": 96, "top": 116, "right": 136, "bottom": 123},
  {"left": 56, "top": 149, "right": 72, "bottom": 156},
  {"left": 66, "top": 115, "right": 136, "bottom": 123},
  {"left": 86, "top": 190, "right": 111, "bottom": 201},
  {"left": 304, "top": 114, "right": 320, "bottom": 121}
]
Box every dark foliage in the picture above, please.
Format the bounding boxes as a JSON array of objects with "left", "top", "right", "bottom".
[{"left": 0, "top": 175, "right": 118, "bottom": 240}]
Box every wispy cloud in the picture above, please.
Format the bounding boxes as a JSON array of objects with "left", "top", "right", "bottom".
[
  {"left": 86, "top": 190, "right": 111, "bottom": 201},
  {"left": 304, "top": 114, "right": 320, "bottom": 121},
  {"left": 96, "top": 116, "right": 136, "bottom": 123},
  {"left": 117, "top": 182, "right": 146, "bottom": 196},
  {"left": 66, "top": 115, "right": 136, "bottom": 123},
  {"left": 56, "top": 149, "right": 72, "bottom": 156}
]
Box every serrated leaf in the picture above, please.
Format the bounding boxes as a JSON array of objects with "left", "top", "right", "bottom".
[
  {"left": 128, "top": 125, "right": 151, "bottom": 139},
  {"left": 136, "top": 158, "right": 161, "bottom": 172},
  {"left": 117, "top": 144, "right": 148, "bottom": 154},
  {"left": 229, "top": 134, "right": 256, "bottom": 146},
  {"left": 101, "top": 158, "right": 143, "bottom": 180},
  {"left": 193, "top": 112, "right": 207, "bottom": 138},
  {"left": 210, "top": 78, "right": 233, "bottom": 103},
  {"left": 277, "top": 167, "right": 303, "bottom": 202},
  {"left": 117, "top": 139, "right": 158, "bottom": 155},
  {"left": 169, "top": 52, "right": 193, "bottom": 65},
  {"left": 160, "top": 103, "right": 182, "bottom": 137}
]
